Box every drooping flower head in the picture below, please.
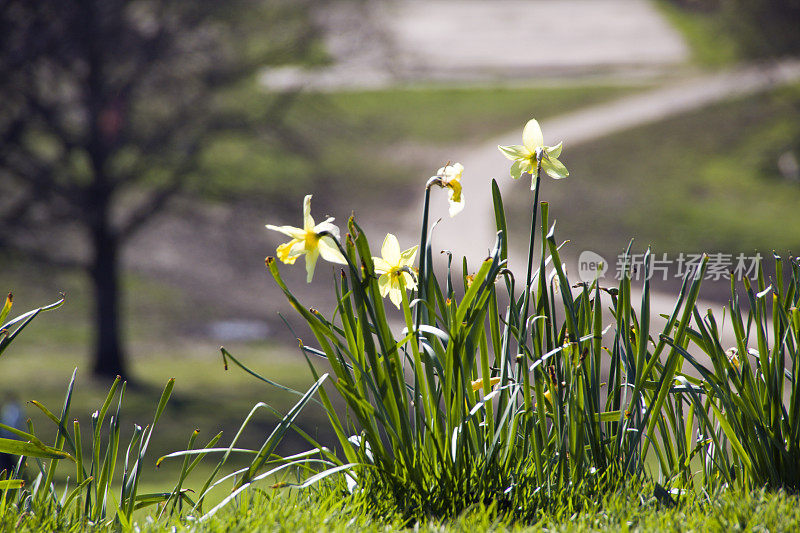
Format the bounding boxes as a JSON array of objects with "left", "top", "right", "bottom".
[
  {"left": 471, "top": 376, "right": 501, "bottom": 392},
  {"left": 726, "top": 347, "right": 741, "bottom": 370},
  {"left": 372, "top": 233, "right": 418, "bottom": 309},
  {"left": 498, "top": 118, "right": 568, "bottom": 189},
  {"left": 432, "top": 162, "right": 465, "bottom": 217},
  {"left": 266, "top": 195, "right": 346, "bottom": 282}
]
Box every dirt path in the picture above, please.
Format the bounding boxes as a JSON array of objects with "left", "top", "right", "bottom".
[{"left": 261, "top": 0, "right": 689, "bottom": 91}]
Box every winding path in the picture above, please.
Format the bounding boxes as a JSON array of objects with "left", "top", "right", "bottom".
[{"left": 262, "top": 0, "right": 689, "bottom": 91}]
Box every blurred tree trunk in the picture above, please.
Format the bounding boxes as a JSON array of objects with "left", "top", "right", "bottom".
[{"left": 90, "top": 221, "right": 124, "bottom": 378}]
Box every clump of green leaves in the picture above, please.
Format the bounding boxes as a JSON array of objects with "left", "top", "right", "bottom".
[
  {"left": 674, "top": 254, "right": 800, "bottom": 492},
  {"left": 185, "top": 116, "right": 800, "bottom": 523},
  {"left": 225, "top": 118, "right": 707, "bottom": 519},
  {"left": 0, "top": 295, "right": 176, "bottom": 528},
  {"left": 1, "top": 371, "right": 176, "bottom": 529}
]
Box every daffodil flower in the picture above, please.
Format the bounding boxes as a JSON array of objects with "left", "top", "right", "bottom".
[
  {"left": 266, "top": 194, "right": 346, "bottom": 283},
  {"left": 498, "top": 118, "right": 568, "bottom": 189},
  {"left": 532, "top": 389, "right": 554, "bottom": 410},
  {"left": 431, "top": 162, "right": 465, "bottom": 217},
  {"left": 726, "top": 347, "right": 740, "bottom": 370},
  {"left": 471, "top": 376, "right": 501, "bottom": 392},
  {"left": 372, "top": 233, "right": 418, "bottom": 309}
]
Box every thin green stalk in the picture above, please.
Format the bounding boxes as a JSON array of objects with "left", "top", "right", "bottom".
[
  {"left": 518, "top": 151, "right": 544, "bottom": 413},
  {"left": 417, "top": 179, "right": 437, "bottom": 327},
  {"left": 399, "top": 276, "right": 434, "bottom": 449}
]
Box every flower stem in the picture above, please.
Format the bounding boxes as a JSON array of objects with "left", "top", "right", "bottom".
[
  {"left": 519, "top": 151, "right": 544, "bottom": 412},
  {"left": 416, "top": 180, "right": 437, "bottom": 327}
]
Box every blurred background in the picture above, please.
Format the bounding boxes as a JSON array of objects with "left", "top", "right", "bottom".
[{"left": 1, "top": 0, "right": 799, "bottom": 489}]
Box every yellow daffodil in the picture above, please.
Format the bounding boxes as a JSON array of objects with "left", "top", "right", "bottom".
[
  {"left": 726, "top": 347, "right": 740, "bottom": 370},
  {"left": 532, "top": 389, "right": 553, "bottom": 410},
  {"left": 498, "top": 118, "right": 568, "bottom": 189},
  {"left": 471, "top": 376, "right": 501, "bottom": 392},
  {"left": 266, "top": 194, "right": 346, "bottom": 283},
  {"left": 465, "top": 274, "right": 475, "bottom": 288},
  {"left": 433, "top": 162, "right": 465, "bottom": 217},
  {"left": 372, "top": 233, "right": 418, "bottom": 309}
]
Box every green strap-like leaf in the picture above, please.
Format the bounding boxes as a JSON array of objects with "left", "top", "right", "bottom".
[{"left": 0, "top": 438, "right": 73, "bottom": 461}]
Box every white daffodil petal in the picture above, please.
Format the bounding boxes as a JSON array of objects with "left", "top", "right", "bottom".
[
  {"left": 288, "top": 239, "right": 305, "bottom": 256},
  {"left": 304, "top": 246, "right": 320, "bottom": 283},
  {"left": 388, "top": 285, "right": 403, "bottom": 309},
  {"left": 511, "top": 158, "right": 532, "bottom": 180},
  {"left": 509, "top": 159, "right": 523, "bottom": 180},
  {"left": 381, "top": 234, "right": 401, "bottom": 265},
  {"left": 401, "top": 271, "right": 417, "bottom": 291},
  {"left": 497, "top": 144, "right": 529, "bottom": 161},
  {"left": 378, "top": 273, "right": 392, "bottom": 298},
  {"left": 265, "top": 224, "right": 306, "bottom": 240},
  {"left": 522, "top": 119, "right": 544, "bottom": 152},
  {"left": 399, "top": 246, "right": 418, "bottom": 267},
  {"left": 442, "top": 162, "right": 464, "bottom": 182},
  {"left": 447, "top": 188, "right": 465, "bottom": 217},
  {"left": 545, "top": 141, "right": 562, "bottom": 159},
  {"left": 314, "top": 220, "right": 340, "bottom": 240},
  {"left": 372, "top": 257, "right": 392, "bottom": 274},
  {"left": 318, "top": 237, "right": 346, "bottom": 264},
  {"left": 542, "top": 158, "right": 569, "bottom": 179},
  {"left": 302, "top": 195, "right": 315, "bottom": 231}
]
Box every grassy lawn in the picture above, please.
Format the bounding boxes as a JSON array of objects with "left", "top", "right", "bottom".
[
  {"left": 654, "top": 0, "right": 740, "bottom": 67},
  {"left": 1, "top": 259, "right": 337, "bottom": 504},
  {"left": 310, "top": 84, "right": 644, "bottom": 145},
  {"left": 197, "top": 84, "right": 644, "bottom": 204},
  {"left": 508, "top": 83, "right": 800, "bottom": 263},
  {"left": 7, "top": 479, "right": 800, "bottom": 530},
  {"left": 192, "top": 485, "right": 800, "bottom": 532},
  {"left": 1, "top": 335, "right": 339, "bottom": 516},
  {"left": 0, "top": 335, "right": 333, "bottom": 485}
]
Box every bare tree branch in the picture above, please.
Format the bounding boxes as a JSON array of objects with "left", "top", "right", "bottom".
[{"left": 117, "top": 144, "right": 202, "bottom": 241}]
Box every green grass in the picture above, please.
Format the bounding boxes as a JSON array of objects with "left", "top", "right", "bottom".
[
  {"left": 0, "top": 260, "right": 337, "bottom": 508},
  {"left": 0, "top": 342, "right": 331, "bottom": 490},
  {"left": 310, "top": 85, "right": 643, "bottom": 145},
  {"left": 508, "top": 83, "right": 800, "bottom": 260},
  {"left": 191, "top": 485, "right": 800, "bottom": 532},
  {"left": 196, "top": 84, "right": 643, "bottom": 204},
  {"left": 654, "top": 1, "right": 740, "bottom": 67},
  {"left": 1, "top": 256, "right": 201, "bottom": 348},
  {"left": 6, "top": 481, "right": 800, "bottom": 531},
  {"left": 0, "top": 342, "right": 344, "bottom": 525}
]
